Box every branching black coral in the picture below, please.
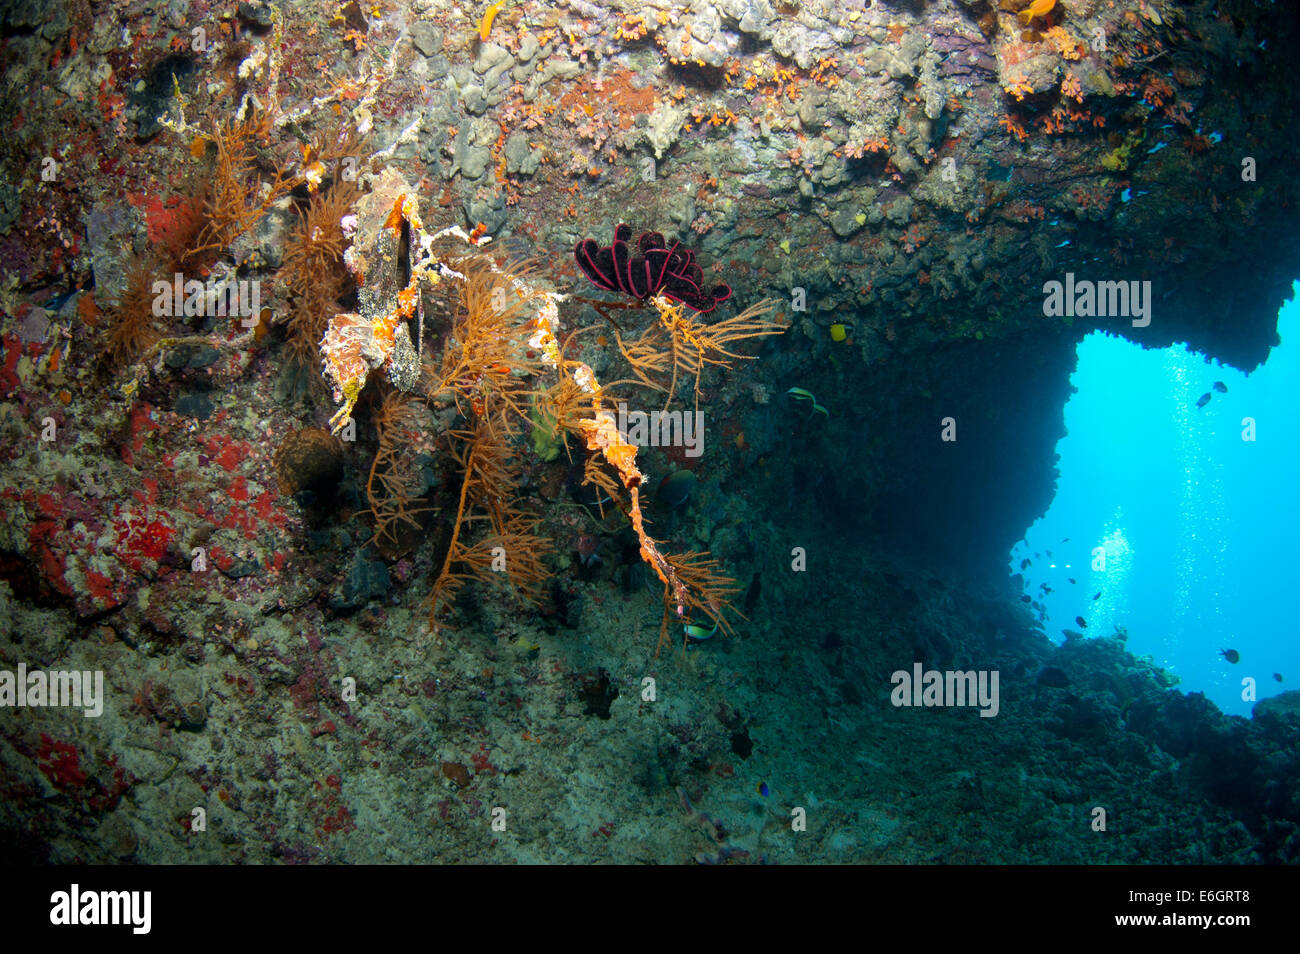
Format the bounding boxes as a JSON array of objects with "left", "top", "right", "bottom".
[
  {"left": 429, "top": 410, "right": 552, "bottom": 627},
  {"left": 185, "top": 109, "right": 296, "bottom": 265},
  {"left": 364, "top": 392, "right": 431, "bottom": 559},
  {"left": 281, "top": 178, "right": 361, "bottom": 373},
  {"left": 320, "top": 177, "right": 780, "bottom": 649},
  {"left": 616, "top": 297, "right": 786, "bottom": 411}
]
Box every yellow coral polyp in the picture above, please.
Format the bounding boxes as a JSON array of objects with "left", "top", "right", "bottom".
[
  {"left": 328, "top": 376, "right": 364, "bottom": 433},
  {"left": 400, "top": 194, "right": 423, "bottom": 231}
]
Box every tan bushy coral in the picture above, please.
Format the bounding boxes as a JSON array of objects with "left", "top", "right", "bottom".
[
  {"left": 281, "top": 177, "right": 361, "bottom": 373},
  {"left": 320, "top": 173, "right": 781, "bottom": 649},
  {"left": 104, "top": 258, "right": 162, "bottom": 367}
]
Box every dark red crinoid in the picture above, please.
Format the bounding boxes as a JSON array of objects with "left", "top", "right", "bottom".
[{"left": 574, "top": 224, "right": 732, "bottom": 313}]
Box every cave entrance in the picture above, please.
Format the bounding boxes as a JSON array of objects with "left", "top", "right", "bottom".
[{"left": 1009, "top": 291, "right": 1300, "bottom": 718}]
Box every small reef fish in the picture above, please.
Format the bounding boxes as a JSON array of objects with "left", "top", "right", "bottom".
[
  {"left": 1020, "top": 558, "right": 1031, "bottom": 570},
  {"left": 1274, "top": 673, "right": 1283, "bottom": 683},
  {"left": 1196, "top": 392, "right": 1212, "bottom": 409},
  {"left": 1067, "top": 577, "right": 1076, "bottom": 584},
  {"left": 1075, "top": 616, "right": 1087, "bottom": 628},
  {"left": 756, "top": 781, "right": 770, "bottom": 797},
  {"left": 787, "top": 387, "right": 830, "bottom": 417},
  {"left": 1220, "top": 648, "right": 1240, "bottom": 664},
  {"left": 479, "top": 1, "right": 506, "bottom": 41},
  {"left": 1092, "top": 591, "right": 1101, "bottom": 601},
  {"left": 1018, "top": 0, "right": 1056, "bottom": 25},
  {"left": 1212, "top": 381, "right": 1227, "bottom": 393},
  {"left": 684, "top": 621, "right": 718, "bottom": 642}
]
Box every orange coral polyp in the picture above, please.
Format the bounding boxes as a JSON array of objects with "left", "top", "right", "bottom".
[
  {"left": 383, "top": 197, "right": 406, "bottom": 232},
  {"left": 397, "top": 285, "right": 420, "bottom": 315},
  {"left": 372, "top": 321, "right": 396, "bottom": 350}
]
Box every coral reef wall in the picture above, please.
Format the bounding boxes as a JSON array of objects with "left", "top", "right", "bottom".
[{"left": 3, "top": 0, "right": 1298, "bottom": 573}]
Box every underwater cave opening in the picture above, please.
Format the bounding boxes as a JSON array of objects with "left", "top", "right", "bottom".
[{"left": 1010, "top": 285, "right": 1300, "bottom": 718}]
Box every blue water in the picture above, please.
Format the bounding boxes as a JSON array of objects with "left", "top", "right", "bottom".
[{"left": 1011, "top": 287, "right": 1300, "bottom": 718}]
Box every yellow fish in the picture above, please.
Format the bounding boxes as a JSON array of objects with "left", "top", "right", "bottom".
[
  {"left": 1018, "top": 0, "right": 1056, "bottom": 25},
  {"left": 479, "top": 1, "right": 505, "bottom": 41}
]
